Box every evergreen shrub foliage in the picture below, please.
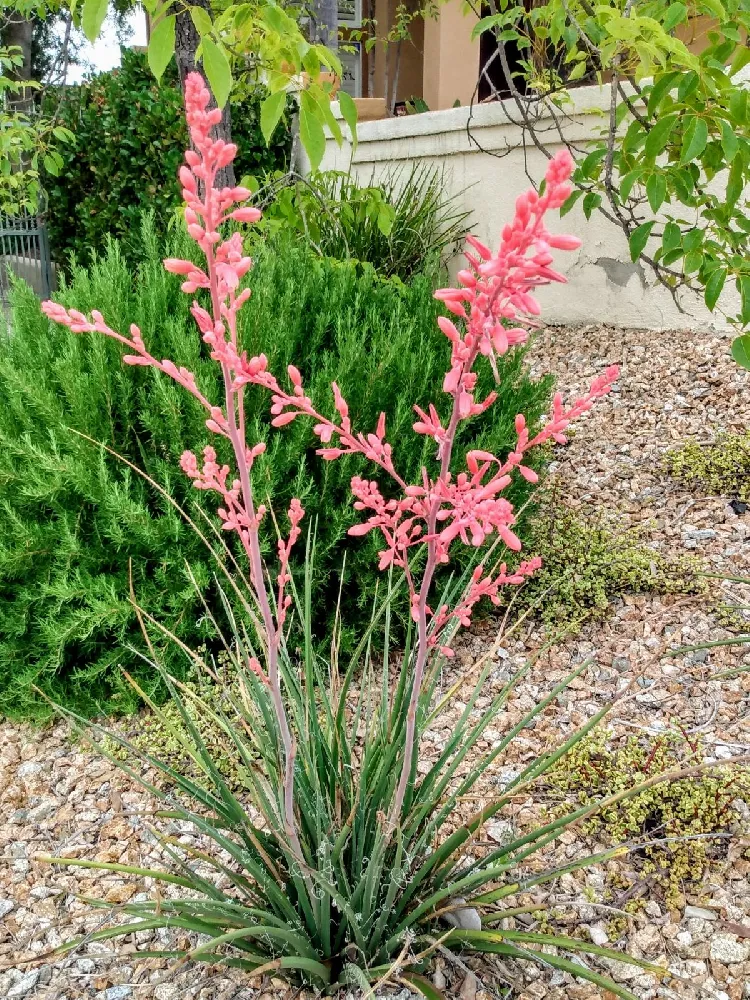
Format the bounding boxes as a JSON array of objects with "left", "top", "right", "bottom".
[
  {"left": 0, "top": 219, "right": 552, "bottom": 720},
  {"left": 40, "top": 49, "right": 291, "bottom": 265}
]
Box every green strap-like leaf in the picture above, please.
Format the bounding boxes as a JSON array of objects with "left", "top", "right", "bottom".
[
  {"left": 436, "top": 933, "right": 641, "bottom": 1000},
  {"left": 401, "top": 971, "right": 447, "bottom": 999}
]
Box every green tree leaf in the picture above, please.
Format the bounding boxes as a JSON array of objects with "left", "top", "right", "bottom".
[
  {"left": 680, "top": 117, "right": 708, "bottom": 164},
  {"left": 299, "top": 92, "right": 326, "bottom": 172},
  {"left": 741, "top": 275, "right": 750, "bottom": 326},
  {"left": 582, "top": 191, "right": 601, "bottom": 219},
  {"left": 559, "top": 188, "right": 584, "bottom": 217},
  {"left": 190, "top": 6, "right": 213, "bottom": 35},
  {"left": 337, "top": 90, "right": 358, "bottom": 151},
  {"left": 684, "top": 250, "right": 702, "bottom": 273},
  {"left": 148, "top": 15, "right": 175, "bottom": 81},
  {"left": 662, "top": 221, "right": 681, "bottom": 253},
  {"left": 731, "top": 334, "right": 750, "bottom": 370},
  {"left": 646, "top": 71, "right": 679, "bottom": 116},
  {"left": 730, "top": 45, "right": 750, "bottom": 78},
  {"left": 619, "top": 168, "right": 643, "bottom": 202},
  {"left": 727, "top": 157, "right": 743, "bottom": 207},
  {"left": 42, "top": 153, "right": 60, "bottom": 176},
  {"left": 629, "top": 221, "right": 654, "bottom": 261},
  {"left": 82, "top": 0, "right": 109, "bottom": 43},
  {"left": 646, "top": 172, "right": 666, "bottom": 213},
  {"left": 662, "top": 3, "right": 687, "bottom": 32},
  {"left": 201, "top": 38, "right": 232, "bottom": 109},
  {"left": 704, "top": 267, "right": 726, "bottom": 311},
  {"left": 644, "top": 114, "right": 677, "bottom": 160},
  {"left": 260, "top": 91, "right": 286, "bottom": 145},
  {"left": 721, "top": 120, "right": 739, "bottom": 163},
  {"left": 568, "top": 60, "right": 588, "bottom": 81}
]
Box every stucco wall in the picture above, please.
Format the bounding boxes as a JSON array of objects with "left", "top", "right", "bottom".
[{"left": 314, "top": 86, "right": 740, "bottom": 332}]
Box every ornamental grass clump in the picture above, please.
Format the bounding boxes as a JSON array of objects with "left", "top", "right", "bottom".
[{"left": 40, "top": 75, "right": 672, "bottom": 996}]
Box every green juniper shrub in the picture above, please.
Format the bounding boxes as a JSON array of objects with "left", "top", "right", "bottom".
[
  {"left": 0, "top": 218, "right": 552, "bottom": 720},
  {"left": 548, "top": 727, "right": 750, "bottom": 908},
  {"left": 664, "top": 430, "right": 750, "bottom": 503},
  {"left": 40, "top": 48, "right": 291, "bottom": 266}
]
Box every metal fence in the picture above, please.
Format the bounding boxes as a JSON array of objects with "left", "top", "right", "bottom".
[{"left": 0, "top": 209, "right": 54, "bottom": 302}]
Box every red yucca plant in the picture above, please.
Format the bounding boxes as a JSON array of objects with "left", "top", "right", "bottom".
[{"left": 39, "top": 74, "right": 668, "bottom": 998}]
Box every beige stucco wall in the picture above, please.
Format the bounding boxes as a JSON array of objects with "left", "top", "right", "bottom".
[
  {"left": 422, "top": 2, "right": 479, "bottom": 110},
  {"left": 364, "top": 0, "right": 425, "bottom": 106},
  {"left": 360, "top": 0, "right": 478, "bottom": 110},
  {"left": 313, "top": 85, "right": 741, "bottom": 332}
]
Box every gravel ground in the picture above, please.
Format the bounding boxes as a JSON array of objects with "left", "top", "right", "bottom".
[{"left": 1, "top": 323, "right": 750, "bottom": 1000}]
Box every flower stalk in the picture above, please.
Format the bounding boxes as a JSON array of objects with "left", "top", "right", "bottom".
[{"left": 42, "top": 72, "right": 618, "bottom": 843}]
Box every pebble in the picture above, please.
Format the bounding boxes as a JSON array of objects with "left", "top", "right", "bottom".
[
  {"left": 600, "top": 957, "right": 642, "bottom": 982},
  {"left": 154, "top": 987, "right": 180, "bottom": 1000},
  {"left": 97, "top": 988, "right": 133, "bottom": 1000},
  {"left": 7, "top": 971, "right": 40, "bottom": 998},
  {"left": 709, "top": 934, "right": 750, "bottom": 965},
  {"left": 588, "top": 924, "right": 609, "bottom": 946},
  {"left": 684, "top": 905, "right": 717, "bottom": 921}
]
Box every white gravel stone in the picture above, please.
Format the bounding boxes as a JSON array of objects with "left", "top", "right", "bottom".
[
  {"left": 98, "top": 988, "right": 133, "bottom": 1000},
  {"left": 7, "top": 971, "right": 40, "bottom": 998},
  {"left": 709, "top": 934, "right": 750, "bottom": 965}
]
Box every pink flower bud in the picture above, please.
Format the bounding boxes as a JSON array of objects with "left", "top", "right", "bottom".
[
  {"left": 164, "top": 258, "right": 195, "bottom": 275},
  {"left": 230, "top": 207, "right": 262, "bottom": 224},
  {"left": 437, "top": 315, "right": 460, "bottom": 342},
  {"left": 456, "top": 269, "right": 477, "bottom": 287},
  {"left": 465, "top": 234, "right": 492, "bottom": 260},
  {"left": 271, "top": 412, "right": 297, "bottom": 427},
  {"left": 443, "top": 366, "right": 461, "bottom": 394},
  {"left": 546, "top": 233, "right": 581, "bottom": 250},
  {"left": 216, "top": 143, "right": 237, "bottom": 167},
  {"left": 179, "top": 166, "right": 196, "bottom": 192}
]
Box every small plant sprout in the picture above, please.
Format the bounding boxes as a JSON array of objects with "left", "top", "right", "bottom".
[{"left": 39, "top": 74, "right": 671, "bottom": 997}]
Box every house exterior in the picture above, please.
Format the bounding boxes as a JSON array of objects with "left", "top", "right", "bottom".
[
  {"left": 339, "top": 4, "right": 722, "bottom": 114},
  {"left": 339, "top": 0, "right": 480, "bottom": 110}
]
